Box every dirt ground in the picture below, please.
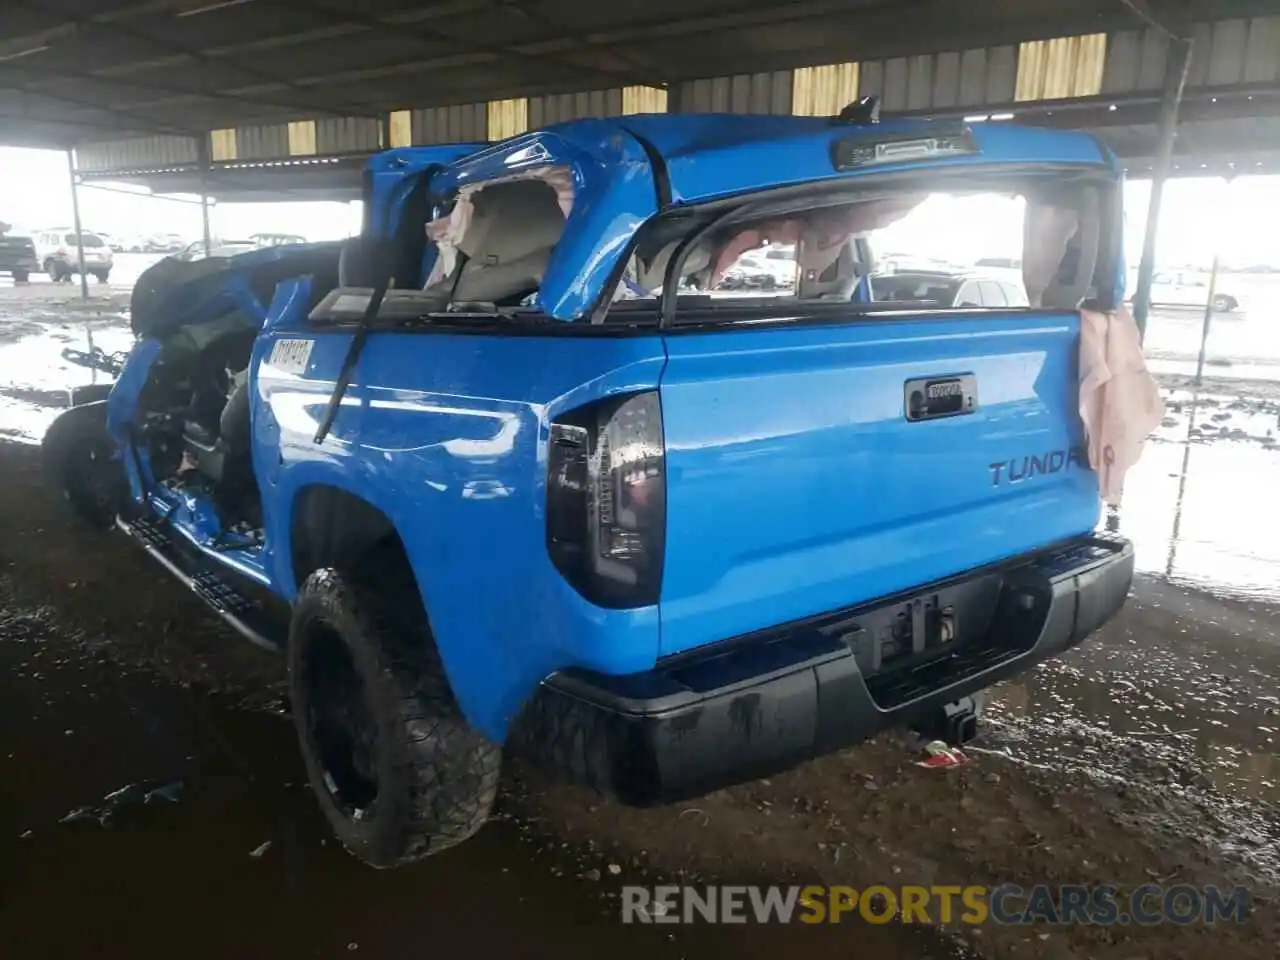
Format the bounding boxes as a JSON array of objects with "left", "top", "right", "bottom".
[{"left": 2, "top": 282, "right": 1280, "bottom": 958}]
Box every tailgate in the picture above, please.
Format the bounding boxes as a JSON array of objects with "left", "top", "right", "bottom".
[{"left": 656, "top": 312, "right": 1098, "bottom": 657}]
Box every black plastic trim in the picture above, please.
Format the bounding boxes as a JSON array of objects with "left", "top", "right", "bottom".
[
  {"left": 517, "top": 534, "right": 1133, "bottom": 806},
  {"left": 306, "top": 304, "right": 1085, "bottom": 339},
  {"left": 117, "top": 515, "right": 283, "bottom": 652},
  {"left": 619, "top": 126, "right": 672, "bottom": 210}
]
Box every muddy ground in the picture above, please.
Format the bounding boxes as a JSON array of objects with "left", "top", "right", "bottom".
[{"left": 2, "top": 279, "right": 1279, "bottom": 959}]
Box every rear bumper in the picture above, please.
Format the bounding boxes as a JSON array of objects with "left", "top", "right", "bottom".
[{"left": 516, "top": 534, "right": 1133, "bottom": 805}]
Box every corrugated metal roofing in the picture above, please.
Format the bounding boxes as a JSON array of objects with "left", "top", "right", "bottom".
[{"left": 5, "top": 0, "right": 1275, "bottom": 151}]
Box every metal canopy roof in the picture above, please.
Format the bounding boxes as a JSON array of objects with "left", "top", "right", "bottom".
[
  {"left": 80, "top": 155, "right": 372, "bottom": 201},
  {"left": 74, "top": 82, "right": 1280, "bottom": 203},
  {"left": 2, "top": 0, "right": 1273, "bottom": 149}
]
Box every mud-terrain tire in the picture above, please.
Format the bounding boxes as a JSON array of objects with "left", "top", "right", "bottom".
[
  {"left": 41, "top": 400, "right": 126, "bottom": 528},
  {"left": 288, "top": 565, "right": 501, "bottom": 868}
]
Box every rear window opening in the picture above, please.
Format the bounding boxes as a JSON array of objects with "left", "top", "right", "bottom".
[
  {"left": 607, "top": 170, "right": 1117, "bottom": 327},
  {"left": 423, "top": 167, "right": 573, "bottom": 307},
  {"left": 311, "top": 166, "right": 575, "bottom": 326},
  {"left": 311, "top": 163, "right": 1117, "bottom": 331}
]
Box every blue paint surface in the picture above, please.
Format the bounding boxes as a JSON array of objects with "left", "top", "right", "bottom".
[{"left": 100, "top": 114, "right": 1120, "bottom": 741}]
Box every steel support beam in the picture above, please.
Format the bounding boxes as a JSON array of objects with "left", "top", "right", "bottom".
[
  {"left": 1132, "top": 36, "right": 1193, "bottom": 341},
  {"left": 67, "top": 151, "right": 89, "bottom": 300},
  {"left": 197, "top": 136, "right": 213, "bottom": 251},
  {"left": 1194, "top": 252, "right": 1221, "bottom": 386}
]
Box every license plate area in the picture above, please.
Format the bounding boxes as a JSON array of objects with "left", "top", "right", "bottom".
[
  {"left": 905, "top": 374, "right": 977, "bottom": 421},
  {"left": 820, "top": 573, "right": 1004, "bottom": 680}
]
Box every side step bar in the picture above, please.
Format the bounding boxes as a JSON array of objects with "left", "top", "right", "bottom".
[{"left": 117, "top": 515, "right": 284, "bottom": 652}]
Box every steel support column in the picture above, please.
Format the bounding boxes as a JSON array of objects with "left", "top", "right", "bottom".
[
  {"left": 198, "top": 136, "right": 213, "bottom": 252},
  {"left": 1194, "top": 252, "right": 1221, "bottom": 386},
  {"left": 67, "top": 150, "right": 89, "bottom": 301},
  {"left": 1132, "top": 36, "right": 1193, "bottom": 340}
]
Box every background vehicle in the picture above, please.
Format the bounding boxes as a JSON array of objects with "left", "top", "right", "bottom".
[
  {"left": 871, "top": 270, "right": 1029, "bottom": 308},
  {"left": 176, "top": 238, "right": 258, "bottom": 261},
  {"left": 33, "top": 228, "right": 114, "bottom": 282},
  {"left": 250, "top": 232, "right": 308, "bottom": 247},
  {"left": 0, "top": 222, "right": 38, "bottom": 282},
  {"left": 1141, "top": 270, "right": 1238, "bottom": 312},
  {"left": 43, "top": 115, "right": 1136, "bottom": 870},
  {"left": 879, "top": 252, "right": 966, "bottom": 275},
  {"left": 716, "top": 246, "right": 797, "bottom": 290}
]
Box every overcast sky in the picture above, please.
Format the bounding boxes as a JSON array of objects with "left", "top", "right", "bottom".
[{"left": 1, "top": 145, "right": 1275, "bottom": 268}]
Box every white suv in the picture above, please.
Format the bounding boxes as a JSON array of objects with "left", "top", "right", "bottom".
[{"left": 34, "top": 229, "right": 114, "bottom": 283}]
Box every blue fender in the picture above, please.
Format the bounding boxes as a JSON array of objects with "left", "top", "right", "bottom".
[{"left": 253, "top": 300, "right": 668, "bottom": 739}]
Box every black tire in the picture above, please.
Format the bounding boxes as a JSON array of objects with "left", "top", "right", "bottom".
[
  {"left": 288, "top": 564, "right": 500, "bottom": 868},
  {"left": 1212, "top": 294, "right": 1235, "bottom": 313},
  {"left": 41, "top": 401, "right": 126, "bottom": 528},
  {"left": 91, "top": 269, "right": 110, "bottom": 283},
  {"left": 12, "top": 269, "right": 28, "bottom": 283},
  {"left": 68, "top": 383, "right": 114, "bottom": 406}
]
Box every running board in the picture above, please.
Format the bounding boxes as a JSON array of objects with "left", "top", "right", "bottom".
[{"left": 116, "top": 515, "right": 284, "bottom": 652}]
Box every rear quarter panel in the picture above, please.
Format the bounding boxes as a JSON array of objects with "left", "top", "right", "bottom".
[{"left": 253, "top": 312, "right": 667, "bottom": 741}]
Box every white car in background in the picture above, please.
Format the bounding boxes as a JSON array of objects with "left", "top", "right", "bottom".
[
  {"left": 176, "top": 238, "right": 259, "bottom": 261},
  {"left": 33, "top": 228, "right": 114, "bottom": 283},
  {"left": 717, "top": 245, "right": 798, "bottom": 291},
  {"left": 1144, "top": 271, "right": 1239, "bottom": 313},
  {"left": 970, "top": 256, "right": 1026, "bottom": 287},
  {"left": 879, "top": 253, "right": 968, "bottom": 276}
]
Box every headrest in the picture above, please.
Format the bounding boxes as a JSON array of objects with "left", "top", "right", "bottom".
[{"left": 458, "top": 180, "right": 565, "bottom": 266}]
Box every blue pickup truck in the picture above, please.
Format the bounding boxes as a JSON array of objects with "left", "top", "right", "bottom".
[{"left": 43, "top": 107, "right": 1134, "bottom": 868}]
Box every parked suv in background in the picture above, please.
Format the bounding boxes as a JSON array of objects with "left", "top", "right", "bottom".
[
  {"left": 34, "top": 229, "right": 113, "bottom": 282},
  {"left": 0, "top": 222, "right": 38, "bottom": 283}
]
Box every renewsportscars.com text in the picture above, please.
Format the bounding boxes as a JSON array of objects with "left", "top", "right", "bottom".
[{"left": 620, "top": 884, "right": 1251, "bottom": 926}]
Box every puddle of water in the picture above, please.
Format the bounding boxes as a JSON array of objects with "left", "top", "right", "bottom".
[
  {"left": 0, "top": 288, "right": 134, "bottom": 443},
  {"left": 981, "top": 571, "right": 1280, "bottom": 883},
  {"left": 990, "top": 665, "right": 1280, "bottom": 805},
  {"left": 1120, "top": 389, "right": 1280, "bottom": 604}
]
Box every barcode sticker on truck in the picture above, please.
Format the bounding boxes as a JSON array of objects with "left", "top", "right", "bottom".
[{"left": 269, "top": 338, "right": 314, "bottom": 374}]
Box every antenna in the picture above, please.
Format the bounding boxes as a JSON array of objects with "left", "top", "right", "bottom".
[{"left": 835, "top": 96, "right": 881, "bottom": 125}]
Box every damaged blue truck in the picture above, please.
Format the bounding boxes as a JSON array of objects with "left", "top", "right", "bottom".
[{"left": 43, "top": 106, "right": 1135, "bottom": 868}]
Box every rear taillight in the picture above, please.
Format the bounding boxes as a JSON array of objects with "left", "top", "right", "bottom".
[{"left": 547, "top": 391, "right": 665, "bottom": 608}]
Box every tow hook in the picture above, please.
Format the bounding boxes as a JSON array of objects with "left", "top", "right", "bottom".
[{"left": 913, "top": 694, "right": 982, "bottom": 745}]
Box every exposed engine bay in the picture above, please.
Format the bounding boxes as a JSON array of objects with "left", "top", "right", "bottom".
[{"left": 134, "top": 309, "right": 263, "bottom": 536}]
